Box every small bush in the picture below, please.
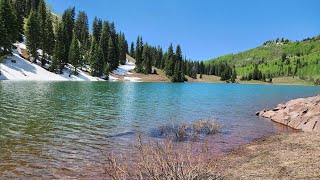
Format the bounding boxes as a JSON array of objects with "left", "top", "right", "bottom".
[
  {"left": 192, "top": 119, "right": 222, "bottom": 135},
  {"left": 154, "top": 119, "right": 222, "bottom": 141},
  {"left": 104, "top": 137, "right": 222, "bottom": 179}
]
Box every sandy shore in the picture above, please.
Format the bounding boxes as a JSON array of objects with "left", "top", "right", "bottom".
[{"left": 216, "top": 131, "right": 320, "bottom": 179}]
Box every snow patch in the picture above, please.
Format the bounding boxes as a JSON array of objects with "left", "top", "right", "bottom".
[
  {"left": 0, "top": 50, "right": 103, "bottom": 81},
  {"left": 112, "top": 60, "right": 135, "bottom": 76},
  {"left": 124, "top": 77, "right": 142, "bottom": 82}
]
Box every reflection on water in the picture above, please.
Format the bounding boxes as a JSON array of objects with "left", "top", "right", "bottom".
[{"left": 0, "top": 81, "right": 319, "bottom": 178}]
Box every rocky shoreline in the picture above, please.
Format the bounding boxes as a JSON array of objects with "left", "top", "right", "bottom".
[{"left": 257, "top": 95, "right": 320, "bottom": 132}]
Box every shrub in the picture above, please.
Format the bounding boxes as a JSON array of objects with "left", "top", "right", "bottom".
[
  {"left": 192, "top": 119, "right": 222, "bottom": 135},
  {"left": 104, "top": 137, "right": 222, "bottom": 179},
  {"left": 154, "top": 119, "right": 222, "bottom": 141}
]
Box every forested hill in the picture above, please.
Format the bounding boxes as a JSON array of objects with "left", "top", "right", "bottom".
[
  {"left": 0, "top": 0, "right": 202, "bottom": 82},
  {"left": 204, "top": 36, "right": 320, "bottom": 84}
]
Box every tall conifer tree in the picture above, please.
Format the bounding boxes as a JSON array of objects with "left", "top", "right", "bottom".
[
  {"left": 25, "top": 11, "right": 40, "bottom": 62},
  {"left": 69, "top": 35, "right": 80, "bottom": 74}
]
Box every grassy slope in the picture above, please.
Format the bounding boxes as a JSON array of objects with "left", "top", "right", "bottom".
[{"left": 205, "top": 36, "right": 320, "bottom": 85}]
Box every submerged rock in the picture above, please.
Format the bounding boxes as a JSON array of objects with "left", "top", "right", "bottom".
[{"left": 257, "top": 95, "right": 320, "bottom": 132}]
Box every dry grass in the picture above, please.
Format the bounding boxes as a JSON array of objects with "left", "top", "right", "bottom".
[
  {"left": 217, "top": 132, "right": 320, "bottom": 179},
  {"left": 156, "top": 119, "right": 222, "bottom": 141},
  {"left": 192, "top": 119, "right": 222, "bottom": 135},
  {"left": 104, "top": 137, "right": 222, "bottom": 180},
  {"left": 186, "top": 75, "right": 224, "bottom": 83}
]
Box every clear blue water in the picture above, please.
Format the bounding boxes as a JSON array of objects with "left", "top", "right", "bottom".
[{"left": 0, "top": 81, "right": 319, "bottom": 178}]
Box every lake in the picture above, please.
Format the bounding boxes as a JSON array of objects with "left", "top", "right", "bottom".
[{"left": 0, "top": 81, "right": 319, "bottom": 178}]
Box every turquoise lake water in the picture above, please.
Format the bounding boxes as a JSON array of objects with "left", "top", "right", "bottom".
[{"left": 0, "top": 81, "right": 319, "bottom": 178}]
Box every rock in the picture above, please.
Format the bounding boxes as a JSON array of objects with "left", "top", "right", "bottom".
[
  {"left": 261, "top": 111, "right": 276, "bottom": 119},
  {"left": 257, "top": 95, "right": 320, "bottom": 132}
]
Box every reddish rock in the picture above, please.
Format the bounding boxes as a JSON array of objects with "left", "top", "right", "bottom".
[{"left": 257, "top": 95, "right": 320, "bottom": 132}]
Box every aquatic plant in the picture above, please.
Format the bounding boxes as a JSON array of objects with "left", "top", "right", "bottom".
[{"left": 154, "top": 118, "right": 222, "bottom": 141}]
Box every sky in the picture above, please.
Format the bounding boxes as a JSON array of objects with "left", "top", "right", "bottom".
[{"left": 46, "top": 0, "right": 320, "bottom": 61}]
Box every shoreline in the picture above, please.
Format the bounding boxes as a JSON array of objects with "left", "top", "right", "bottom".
[
  {"left": 216, "top": 131, "right": 320, "bottom": 179},
  {"left": 212, "top": 95, "right": 320, "bottom": 178},
  {"left": 0, "top": 79, "right": 318, "bottom": 87}
]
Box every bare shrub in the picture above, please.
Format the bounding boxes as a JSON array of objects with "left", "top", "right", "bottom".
[
  {"left": 192, "top": 119, "right": 222, "bottom": 135},
  {"left": 154, "top": 118, "right": 222, "bottom": 141},
  {"left": 104, "top": 137, "right": 222, "bottom": 179}
]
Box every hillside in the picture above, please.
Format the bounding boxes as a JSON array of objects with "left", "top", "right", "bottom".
[
  {"left": 205, "top": 36, "right": 320, "bottom": 84},
  {"left": 0, "top": 43, "right": 103, "bottom": 81}
]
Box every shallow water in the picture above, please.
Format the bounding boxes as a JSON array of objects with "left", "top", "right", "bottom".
[{"left": 0, "top": 81, "right": 319, "bottom": 178}]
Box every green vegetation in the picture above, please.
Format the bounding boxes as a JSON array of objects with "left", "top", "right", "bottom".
[
  {"left": 0, "top": 0, "right": 18, "bottom": 56},
  {"left": 205, "top": 37, "right": 320, "bottom": 85},
  {"left": 131, "top": 37, "right": 205, "bottom": 82},
  {"left": 0, "top": 0, "right": 205, "bottom": 82}
]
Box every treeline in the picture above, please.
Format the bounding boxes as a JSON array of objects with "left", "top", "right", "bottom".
[
  {"left": 0, "top": 0, "right": 205, "bottom": 82},
  {"left": 201, "top": 61, "right": 237, "bottom": 83},
  {"left": 129, "top": 38, "right": 205, "bottom": 82},
  {"left": 23, "top": 1, "right": 130, "bottom": 77}
]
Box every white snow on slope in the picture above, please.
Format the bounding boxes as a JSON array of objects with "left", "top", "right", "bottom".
[
  {"left": 110, "top": 60, "right": 142, "bottom": 82},
  {"left": 0, "top": 50, "right": 103, "bottom": 81},
  {"left": 112, "top": 60, "right": 135, "bottom": 76}
]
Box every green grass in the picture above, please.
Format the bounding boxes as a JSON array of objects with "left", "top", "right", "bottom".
[{"left": 205, "top": 35, "right": 320, "bottom": 84}]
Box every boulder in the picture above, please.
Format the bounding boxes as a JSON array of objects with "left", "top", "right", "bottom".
[{"left": 257, "top": 95, "right": 320, "bottom": 132}]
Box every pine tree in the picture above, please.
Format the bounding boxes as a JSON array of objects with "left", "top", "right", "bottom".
[
  {"left": 118, "top": 32, "right": 127, "bottom": 65},
  {"left": 74, "top": 11, "right": 89, "bottom": 46},
  {"left": 52, "top": 22, "right": 65, "bottom": 73},
  {"left": 74, "top": 11, "right": 89, "bottom": 66},
  {"left": 109, "top": 22, "right": 119, "bottom": 68},
  {"left": 0, "top": 14, "right": 10, "bottom": 55},
  {"left": 37, "top": 0, "right": 46, "bottom": 49},
  {"left": 99, "top": 21, "right": 110, "bottom": 65},
  {"left": 92, "top": 17, "right": 102, "bottom": 42},
  {"left": 108, "top": 37, "right": 118, "bottom": 70},
  {"left": 130, "top": 42, "right": 135, "bottom": 58},
  {"left": 25, "top": 11, "right": 40, "bottom": 62},
  {"left": 172, "top": 61, "right": 180, "bottom": 82},
  {"left": 230, "top": 68, "right": 237, "bottom": 83},
  {"left": 0, "top": 0, "right": 18, "bottom": 51},
  {"left": 61, "top": 7, "right": 75, "bottom": 65},
  {"left": 26, "top": 0, "right": 39, "bottom": 13},
  {"left": 164, "top": 43, "right": 174, "bottom": 76},
  {"left": 68, "top": 35, "right": 80, "bottom": 74},
  {"left": 13, "top": 0, "right": 26, "bottom": 41},
  {"left": 43, "top": 12, "right": 54, "bottom": 58},
  {"left": 90, "top": 42, "right": 104, "bottom": 76},
  {"left": 142, "top": 44, "right": 152, "bottom": 74},
  {"left": 89, "top": 36, "right": 97, "bottom": 69},
  {"left": 135, "top": 36, "right": 143, "bottom": 72}
]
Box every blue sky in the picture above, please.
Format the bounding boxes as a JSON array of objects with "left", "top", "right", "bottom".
[{"left": 46, "top": 0, "right": 320, "bottom": 60}]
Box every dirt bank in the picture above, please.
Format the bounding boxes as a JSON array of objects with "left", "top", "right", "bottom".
[{"left": 216, "top": 132, "right": 320, "bottom": 179}]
